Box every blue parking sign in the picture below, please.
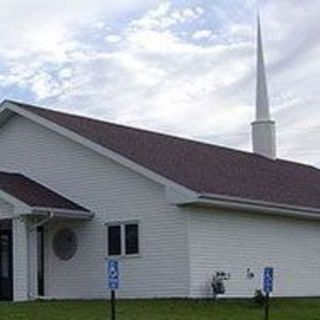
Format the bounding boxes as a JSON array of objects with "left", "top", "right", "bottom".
[
  {"left": 263, "top": 267, "right": 273, "bottom": 293},
  {"left": 107, "top": 260, "right": 119, "bottom": 290}
]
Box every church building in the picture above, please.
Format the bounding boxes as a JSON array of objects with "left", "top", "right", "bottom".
[{"left": 0, "top": 19, "right": 319, "bottom": 301}]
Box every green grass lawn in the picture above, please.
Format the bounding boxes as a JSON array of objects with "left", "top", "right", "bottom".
[{"left": 1, "top": 298, "right": 320, "bottom": 320}]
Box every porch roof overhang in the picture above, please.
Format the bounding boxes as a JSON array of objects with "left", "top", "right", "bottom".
[{"left": 0, "top": 172, "right": 93, "bottom": 220}]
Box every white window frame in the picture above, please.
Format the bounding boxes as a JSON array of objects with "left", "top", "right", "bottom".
[{"left": 105, "top": 221, "right": 141, "bottom": 258}]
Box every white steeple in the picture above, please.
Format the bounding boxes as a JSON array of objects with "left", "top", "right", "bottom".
[{"left": 251, "top": 15, "right": 276, "bottom": 159}]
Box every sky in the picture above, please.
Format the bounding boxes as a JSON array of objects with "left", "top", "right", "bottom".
[{"left": 0, "top": 0, "right": 319, "bottom": 167}]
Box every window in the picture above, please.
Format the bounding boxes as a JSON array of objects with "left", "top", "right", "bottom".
[
  {"left": 106, "top": 222, "right": 139, "bottom": 256},
  {"left": 125, "top": 224, "right": 139, "bottom": 255},
  {"left": 108, "top": 225, "right": 121, "bottom": 256}
]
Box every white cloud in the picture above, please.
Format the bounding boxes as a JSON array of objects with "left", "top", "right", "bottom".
[
  {"left": 52, "top": 2, "right": 253, "bottom": 140},
  {"left": 131, "top": 1, "right": 204, "bottom": 30},
  {"left": 105, "top": 35, "right": 123, "bottom": 43},
  {"left": 192, "top": 29, "right": 214, "bottom": 40}
]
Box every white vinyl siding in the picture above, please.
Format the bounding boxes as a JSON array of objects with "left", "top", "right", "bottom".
[
  {"left": 0, "top": 198, "right": 13, "bottom": 218},
  {"left": 187, "top": 206, "right": 320, "bottom": 298},
  {"left": 0, "top": 114, "right": 190, "bottom": 299}
]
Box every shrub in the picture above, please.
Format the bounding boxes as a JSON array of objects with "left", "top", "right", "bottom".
[{"left": 253, "top": 289, "right": 265, "bottom": 307}]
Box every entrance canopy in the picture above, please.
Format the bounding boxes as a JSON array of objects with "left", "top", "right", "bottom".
[
  {"left": 0, "top": 171, "right": 93, "bottom": 219},
  {"left": 0, "top": 172, "right": 93, "bottom": 301}
]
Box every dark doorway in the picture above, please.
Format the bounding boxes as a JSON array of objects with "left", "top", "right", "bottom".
[
  {"left": 37, "top": 227, "right": 44, "bottom": 296},
  {"left": 0, "top": 221, "right": 13, "bottom": 300}
]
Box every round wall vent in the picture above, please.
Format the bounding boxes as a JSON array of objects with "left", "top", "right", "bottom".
[{"left": 53, "top": 228, "right": 78, "bottom": 261}]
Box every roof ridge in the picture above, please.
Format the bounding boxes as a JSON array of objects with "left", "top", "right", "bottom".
[
  {"left": 7, "top": 99, "right": 317, "bottom": 170},
  {"left": 9, "top": 99, "right": 239, "bottom": 150}
]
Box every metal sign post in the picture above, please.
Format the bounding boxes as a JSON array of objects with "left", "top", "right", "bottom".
[
  {"left": 263, "top": 267, "right": 274, "bottom": 320},
  {"left": 107, "top": 260, "right": 119, "bottom": 320},
  {"left": 110, "top": 290, "right": 116, "bottom": 320}
]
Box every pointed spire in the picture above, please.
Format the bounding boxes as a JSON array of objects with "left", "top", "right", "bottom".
[
  {"left": 251, "top": 14, "right": 277, "bottom": 159},
  {"left": 256, "top": 14, "right": 270, "bottom": 120}
]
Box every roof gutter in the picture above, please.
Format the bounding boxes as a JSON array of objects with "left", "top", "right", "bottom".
[
  {"left": 27, "top": 211, "right": 54, "bottom": 231},
  {"left": 194, "top": 193, "right": 320, "bottom": 220},
  {"left": 169, "top": 188, "right": 320, "bottom": 220},
  {"left": 30, "top": 207, "right": 94, "bottom": 220}
]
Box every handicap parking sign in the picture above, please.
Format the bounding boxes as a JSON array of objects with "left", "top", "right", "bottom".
[
  {"left": 107, "top": 260, "right": 119, "bottom": 290},
  {"left": 263, "top": 267, "right": 273, "bottom": 293}
]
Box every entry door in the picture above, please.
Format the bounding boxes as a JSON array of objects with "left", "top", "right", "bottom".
[{"left": 0, "top": 230, "right": 13, "bottom": 300}]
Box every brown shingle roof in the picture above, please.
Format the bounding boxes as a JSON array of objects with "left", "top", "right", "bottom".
[
  {"left": 11, "top": 101, "right": 320, "bottom": 210},
  {"left": 0, "top": 171, "right": 88, "bottom": 212}
]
